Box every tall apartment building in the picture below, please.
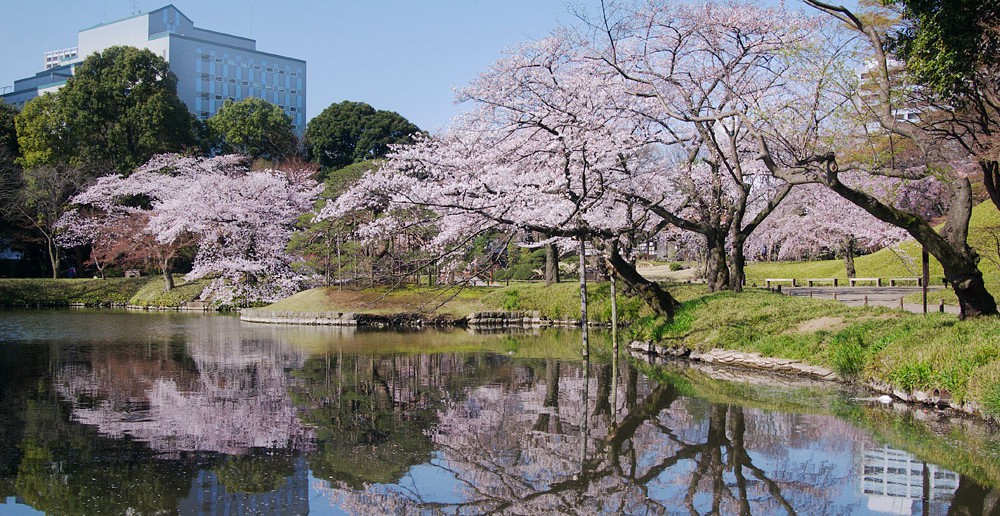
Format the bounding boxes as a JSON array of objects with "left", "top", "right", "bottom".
[{"left": 1, "top": 4, "right": 307, "bottom": 134}]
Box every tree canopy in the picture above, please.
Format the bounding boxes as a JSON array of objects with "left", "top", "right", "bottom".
[
  {"left": 207, "top": 97, "right": 298, "bottom": 161},
  {"left": 888, "top": 0, "right": 1000, "bottom": 101},
  {"left": 305, "top": 101, "right": 421, "bottom": 170},
  {"left": 15, "top": 46, "right": 197, "bottom": 174},
  {"left": 0, "top": 102, "right": 18, "bottom": 160}
]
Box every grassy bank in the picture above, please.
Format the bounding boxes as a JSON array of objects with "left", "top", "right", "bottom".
[
  {"left": 264, "top": 285, "right": 494, "bottom": 318},
  {"left": 631, "top": 288, "right": 1000, "bottom": 419},
  {"left": 0, "top": 278, "right": 150, "bottom": 307},
  {"left": 0, "top": 277, "right": 206, "bottom": 308},
  {"left": 259, "top": 282, "right": 707, "bottom": 323}
]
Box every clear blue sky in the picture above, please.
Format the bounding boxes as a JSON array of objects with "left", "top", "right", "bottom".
[{"left": 0, "top": 0, "right": 614, "bottom": 132}]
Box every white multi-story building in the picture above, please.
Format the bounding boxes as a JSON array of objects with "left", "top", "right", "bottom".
[{"left": 2, "top": 4, "right": 307, "bottom": 134}]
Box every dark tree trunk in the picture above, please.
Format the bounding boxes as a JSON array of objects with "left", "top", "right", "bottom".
[
  {"left": 705, "top": 231, "right": 730, "bottom": 293},
  {"left": 982, "top": 159, "right": 1000, "bottom": 213},
  {"left": 608, "top": 246, "right": 680, "bottom": 321},
  {"left": 729, "top": 233, "right": 746, "bottom": 292},
  {"left": 161, "top": 257, "right": 174, "bottom": 292},
  {"left": 578, "top": 239, "right": 589, "bottom": 358},
  {"left": 545, "top": 242, "right": 560, "bottom": 286},
  {"left": 827, "top": 176, "right": 997, "bottom": 319},
  {"left": 842, "top": 236, "right": 857, "bottom": 278}
]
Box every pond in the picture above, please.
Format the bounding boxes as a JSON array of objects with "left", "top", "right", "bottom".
[{"left": 0, "top": 309, "right": 998, "bottom": 515}]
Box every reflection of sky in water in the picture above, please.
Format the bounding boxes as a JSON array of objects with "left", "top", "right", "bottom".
[{"left": 0, "top": 310, "right": 993, "bottom": 514}]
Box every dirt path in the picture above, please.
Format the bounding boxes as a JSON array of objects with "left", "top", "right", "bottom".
[{"left": 783, "top": 286, "right": 960, "bottom": 315}]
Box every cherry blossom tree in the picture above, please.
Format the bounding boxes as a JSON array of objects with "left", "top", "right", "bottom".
[
  {"left": 771, "top": 0, "right": 1000, "bottom": 317},
  {"left": 61, "top": 154, "right": 320, "bottom": 304},
  {"left": 320, "top": 36, "right": 680, "bottom": 320},
  {"left": 749, "top": 174, "right": 946, "bottom": 276},
  {"left": 589, "top": 1, "right": 820, "bottom": 291}
]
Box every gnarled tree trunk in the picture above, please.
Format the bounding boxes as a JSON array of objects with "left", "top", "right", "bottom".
[
  {"left": 608, "top": 246, "right": 680, "bottom": 321},
  {"left": 705, "top": 231, "right": 730, "bottom": 293},
  {"left": 160, "top": 256, "right": 175, "bottom": 292},
  {"left": 828, "top": 176, "right": 996, "bottom": 319}
]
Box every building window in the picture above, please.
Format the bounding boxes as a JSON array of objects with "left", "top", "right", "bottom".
[
  {"left": 215, "top": 57, "right": 222, "bottom": 63},
  {"left": 290, "top": 89, "right": 297, "bottom": 94},
  {"left": 279, "top": 69, "right": 285, "bottom": 75},
  {"left": 200, "top": 73, "right": 209, "bottom": 80},
  {"left": 266, "top": 66, "right": 273, "bottom": 72},
  {"left": 216, "top": 76, "right": 222, "bottom": 81},
  {"left": 200, "top": 54, "right": 209, "bottom": 61},
  {"left": 215, "top": 94, "right": 222, "bottom": 100},
  {"left": 200, "top": 92, "right": 209, "bottom": 99},
  {"left": 290, "top": 107, "right": 296, "bottom": 112},
  {"left": 266, "top": 85, "right": 273, "bottom": 90},
  {"left": 241, "top": 80, "right": 248, "bottom": 86},
  {"left": 228, "top": 78, "right": 236, "bottom": 84},
  {"left": 254, "top": 65, "right": 261, "bottom": 70},
  {"left": 291, "top": 72, "right": 298, "bottom": 78}
]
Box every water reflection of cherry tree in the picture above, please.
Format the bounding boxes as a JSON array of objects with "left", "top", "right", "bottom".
[
  {"left": 315, "top": 360, "right": 907, "bottom": 514},
  {"left": 54, "top": 320, "right": 314, "bottom": 455},
  {"left": 293, "top": 351, "right": 502, "bottom": 488}
]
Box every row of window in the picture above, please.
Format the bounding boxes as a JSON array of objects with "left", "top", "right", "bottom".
[
  {"left": 199, "top": 53, "right": 299, "bottom": 77},
  {"left": 200, "top": 74, "right": 298, "bottom": 93},
  {"left": 200, "top": 73, "right": 298, "bottom": 89},
  {"left": 198, "top": 91, "right": 298, "bottom": 111}
]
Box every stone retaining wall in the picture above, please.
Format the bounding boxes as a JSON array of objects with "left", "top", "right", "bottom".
[
  {"left": 466, "top": 310, "right": 542, "bottom": 329},
  {"left": 240, "top": 310, "right": 462, "bottom": 328},
  {"left": 628, "top": 340, "right": 839, "bottom": 381},
  {"left": 240, "top": 310, "right": 360, "bottom": 326}
]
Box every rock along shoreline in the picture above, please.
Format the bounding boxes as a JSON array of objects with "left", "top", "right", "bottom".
[{"left": 628, "top": 339, "right": 993, "bottom": 423}]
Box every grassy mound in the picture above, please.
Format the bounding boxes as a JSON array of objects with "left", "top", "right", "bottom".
[
  {"left": 262, "top": 285, "right": 494, "bottom": 318},
  {"left": 127, "top": 278, "right": 208, "bottom": 307}
]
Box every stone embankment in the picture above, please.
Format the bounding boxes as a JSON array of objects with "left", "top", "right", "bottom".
[
  {"left": 629, "top": 340, "right": 991, "bottom": 421},
  {"left": 240, "top": 309, "right": 592, "bottom": 329},
  {"left": 628, "top": 340, "right": 839, "bottom": 381},
  {"left": 122, "top": 301, "right": 212, "bottom": 311},
  {"left": 241, "top": 310, "right": 461, "bottom": 327},
  {"left": 466, "top": 311, "right": 542, "bottom": 329}
]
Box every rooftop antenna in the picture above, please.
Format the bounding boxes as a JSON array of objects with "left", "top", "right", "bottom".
[{"left": 131, "top": 0, "right": 140, "bottom": 15}]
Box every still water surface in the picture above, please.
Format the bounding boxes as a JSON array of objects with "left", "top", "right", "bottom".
[{"left": 0, "top": 309, "right": 998, "bottom": 515}]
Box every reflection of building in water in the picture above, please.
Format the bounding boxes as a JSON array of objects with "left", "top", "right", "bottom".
[
  {"left": 862, "top": 444, "right": 958, "bottom": 514},
  {"left": 177, "top": 456, "right": 310, "bottom": 514}
]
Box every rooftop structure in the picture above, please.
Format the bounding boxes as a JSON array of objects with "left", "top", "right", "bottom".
[{"left": 2, "top": 4, "right": 306, "bottom": 134}]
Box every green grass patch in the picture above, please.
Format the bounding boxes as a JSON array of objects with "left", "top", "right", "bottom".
[
  {"left": 0, "top": 278, "right": 150, "bottom": 307},
  {"left": 479, "top": 281, "right": 706, "bottom": 323},
  {"left": 127, "top": 278, "right": 208, "bottom": 307},
  {"left": 263, "top": 285, "right": 494, "bottom": 318}
]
